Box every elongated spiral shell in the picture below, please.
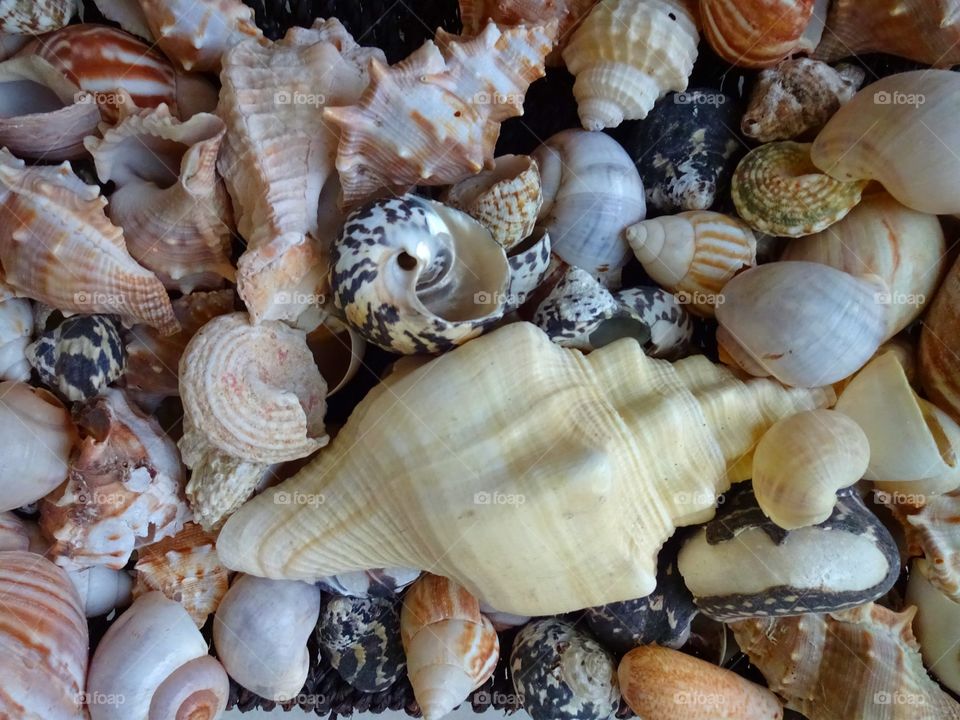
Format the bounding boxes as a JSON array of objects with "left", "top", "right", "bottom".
[{"left": 701, "top": 0, "right": 815, "bottom": 68}]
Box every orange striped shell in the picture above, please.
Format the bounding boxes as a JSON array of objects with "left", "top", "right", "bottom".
[{"left": 701, "top": 0, "right": 816, "bottom": 68}]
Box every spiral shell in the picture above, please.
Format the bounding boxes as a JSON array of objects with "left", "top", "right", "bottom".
[
  {"left": 701, "top": 0, "right": 815, "bottom": 68},
  {"left": 0, "top": 0, "right": 74, "bottom": 33},
  {"left": 732, "top": 141, "right": 867, "bottom": 237},
  {"left": 921, "top": 255, "right": 960, "bottom": 424},
  {"left": 0, "top": 295, "right": 31, "bottom": 380}
]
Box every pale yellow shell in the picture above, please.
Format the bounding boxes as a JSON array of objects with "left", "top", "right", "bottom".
[{"left": 907, "top": 558, "right": 960, "bottom": 694}]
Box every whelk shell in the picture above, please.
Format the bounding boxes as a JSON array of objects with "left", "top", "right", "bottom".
[
  {"left": 0, "top": 295, "right": 31, "bottom": 380},
  {"left": 0, "top": 0, "right": 75, "bottom": 33},
  {"left": 700, "top": 0, "right": 815, "bottom": 69},
  {"left": 921, "top": 255, "right": 960, "bottom": 424}
]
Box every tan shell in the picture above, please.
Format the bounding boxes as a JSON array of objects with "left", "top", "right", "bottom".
[
  {"left": 700, "top": 0, "right": 814, "bottom": 69},
  {"left": 562, "top": 0, "right": 699, "bottom": 129},
  {"left": 0, "top": 148, "right": 179, "bottom": 335},
  {"left": 217, "top": 322, "right": 832, "bottom": 616},
  {"left": 921, "top": 255, "right": 960, "bottom": 425},
  {"left": 0, "top": 0, "right": 74, "bottom": 33},
  {"left": 887, "top": 490, "right": 960, "bottom": 602},
  {"left": 731, "top": 603, "right": 960, "bottom": 720},
  {"left": 401, "top": 574, "right": 499, "bottom": 720}
]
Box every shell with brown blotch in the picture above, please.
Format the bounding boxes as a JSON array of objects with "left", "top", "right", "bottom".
[
  {"left": 700, "top": 0, "right": 815, "bottom": 69},
  {"left": 921, "top": 255, "right": 960, "bottom": 424},
  {"left": 0, "top": 0, "right": 74, "bottom": 33},
  {"left": 731, "top": 603, "right": 960, "bottom": 720}
]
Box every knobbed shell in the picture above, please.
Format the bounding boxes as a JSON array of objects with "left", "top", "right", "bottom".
[
  {"left": 562, "top": 0, "right": 699, "bottom": 129},
  {"left": 907, "top": 558, "right": 960, "bottom": 694},
  {"left": 0, "top": 295, "right": 31, "bottom": 380},
  {"left": 752, "top": 409, "right": 870, "bottom": 529},
  {"left": 217, "top": 322, "right": 832, "bottom": 616},
  {"left": 811, "top": 71, "right": 960, "bottom": 215},
  {"left": 213, "top": 575, "right": 322, "bottom": 701},
  {"left": 732, "top": 141, "right": 867, "bottom": 236},
  {"left": 716, "top": 262, "right": 887, "bottom": 387},
  {"left": 619, "top": 645, "right": 782, "bottom": 719},
  {"left": 0, "top": 0, "right": 74, "bottom": 33},
  {"left": 532, "top": 130, "right": 646, "bottom": 284},
  {"left": 511, "top": 618, "right": 618, "bottom": 720},
  {"left": 783, "top": 192, "right": 946, "bottom": 338},
  {"left": 731, "top": 603, "right": 960, "bottom": 720},
  {"left": 625, "top": 211, "right": 756, "bottom": 317},
  {"left": 921, "top": 255, "right": 960, "bottom": 424},
  {"left": 88, "top": 591, "right": 229, "bottom": 720},
  {"left": 332, "top": 195, "right": 510, "bottom": 355},
  {"left": 401, "top": 574, "right": 499, "bottom": 720},
  {"left": 0, "top": 381, "right": 76, "bottom": 511},
  {"left": 701, "top": 0, "right": 815, "bottom": 68},
  {"left": 0, "top": 551, "right": 88, "bottom": 720}
]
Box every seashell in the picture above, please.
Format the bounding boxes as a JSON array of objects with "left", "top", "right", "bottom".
[
  {"left": 732, "top": 141, "right": 867, "bottom": 237},
  {"left": 0, "top": 149, "right": 180, "bottom": 335},
  {"left": 0, "top": 550, "right": 88, "bottom": 720},
  {"left": 0, "top": 381, "right": 76, "bottom": 511},
  {"left": 69, "top": 565, "right": 133, "bottom": 618},
  {"left": 731, "top": 603, "right": 960, "bottom": 720},
  {"left": 317, "top": 595, "right": 406, "bottom": 693},
  {"left": 700, "top": 0, "right": 815, "bottom": 68},
  {"left": 619, "top": 645, "right": 782, "bottom": 719},
  {"left": 505, "top": 228, "right": 553, "bottom": 312},
  {"left": 510, "top": 618, "right": 618, "bottom": 720},
  {"left": 332, "top": 195, "right": 511, "bottom": 355},
  {"left": 814, "top": 0, "right": 960, "bottom": 68},
  {"left": 0, "top": 55, "right": 100, "bottom": 161},
  {"left": 444, "top": 154, "right": 542, "bottom": 250},
  {"left": 26, "top": 315, "right": 126, "bottom": 402},
  {"left": 401, "top": 574, "right": 499, "bottom": 720},
  {"left": 0, "top": 510, "right": 29, "bottom": 550},
  {"left": 532, "top": 129, "right": 646, "bottom": 283},
  {"left": 614, "top": 286, "right": 696, "bottom": 360},
  {"left": 213, "top": 575, "right": 322, "bottom": 701},
  {"left": 752, "top": 409, "right": 870, "bottom": 530},
  {"left": 85, "top": 104, "right": 235, "bottom": 294},
  {"left": 40, "top": 388, "right": 190, "bottom": 571},
  {"left": 477, "top": 601, "right": 530, "bottom": 631},
  {"left": 811, "top": 70, "right": 960, "bottom": 215},
  {"left": 125, "top": 289, "right": 236, "bottom": 399},
  {"left": 562, "top": 0, "right": 699, "bottom": 129},
  {"left": 677, "top": 485, "right": 900, "bottom": 621},
  {"left": 0, "top": 0, "right": 75, "bottom": 33},
  {"left": 218, "top": 20, "right": 383, "bottom": 324},
  {"left": 622, "top": 88, "right": 742, "bottom": 214},
  {"left": 307, "top": 317, "right": 367, "bottom": 397},
  {"left": 921, "top": 255, "right": 960, "bottom": 424},
  {"left": 783, "top": 192, "right": 946, "bottom": 338},
  {"left": 0, "top": 296, "right": 31, "bottom": 380},
  {"left": 907, "top": 558, "right": 960, "bottom": 694},
  {"left": 836, "top": 352, "right": 960, "bottom": 483},
  {"left": 716, "top": 261, "right": 887, "bottom": 387},
  {"left": 742, "top": 58, "right": 865, "bottom": 142},
  {"left": 88, "top": 591, "right": 230, "bottom": 720},
  {"left": 326, "top": 21, "right": 554, "bottom": 205},
  {"left": 532, "top": 265, "right": 620, "bottom": 350},
  {"left": 91, "top": 0, "right": 152, "bottom": 38},
  {"left": 316, "top": 567, "right": 421, "bottom": 598},
  {"left": 887, "top": 490, "right": 960, "bottom": 602},
  {"left": 137, "top": 0, "right": 264, "bottom": 72},
  {"left": 133, "top": 522, "right": 230, "bottom": 626},
  {"left": 217, "top": 322, "right": 833, "bottom": 616},
  {"left": 625, "top": 211, "right": 756, "bottom": 317}
]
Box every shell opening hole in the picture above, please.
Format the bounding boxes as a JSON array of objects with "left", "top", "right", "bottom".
[
  {"left": 589, "top": 316, "right": 652, "bottom": 351},
  {"left": 397, "top": 252, "right": 418, "bottom": 271},
  {"left": 0, "top": 80, "right": 65, "bottom": 116}
]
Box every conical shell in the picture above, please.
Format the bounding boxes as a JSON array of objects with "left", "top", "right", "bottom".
[
  {"left": 811, "top": 71, "right": 960, "bottom": 215},
  {"left": 401, "top": 574, "right": 499, "bottom": 720},
  {"left": 218, "top": 20, "right": 384, "bottom": 323},
  {"left": 731, "top": 604, "right": 960, "bottom": 720},
  {"left": 217, "top": 322, "right": 833, "bottom": 616},
  {"left": 0, "top": 148, "right": 179, "bottom": 335},
  {"left": 0, "top": 551, "right": 88, "bottom": 720},
  {"left": 907, "top": 558, "right": 960, "bottom": 694},
  {"left": 701, "top": 0, "right": 815, "bottom": 69},
  {"left": 921, "top": 256, "right": 960, "bottom": 425},
  {"left": 0, "top": 295, "right": 31, "bottom": 380},
  {"left": 625, "top": 210, "right": 757, "bottom": 317},
  {"left": 0, "top": 0, "right": 74, "bottom": 33},
  {"left": 562, "top": 0, "right": 699, "bottom": 129},
  {"left": 815, "top": 0, "right": 960, "bottom": 68}
]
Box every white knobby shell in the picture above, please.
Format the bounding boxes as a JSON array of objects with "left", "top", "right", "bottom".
[{"left": 0, "top": 296, "right": 32, "bottom": 380}]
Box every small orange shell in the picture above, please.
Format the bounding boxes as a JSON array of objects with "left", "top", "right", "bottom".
[{"left": 701, "top": 0, "right": 816, "bottom": 68}]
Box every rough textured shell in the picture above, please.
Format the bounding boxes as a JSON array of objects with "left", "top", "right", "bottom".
[
  {"left": 0, "top": 551, "right": 88, "bottom": 720},
  {"left": 562, "top": 0, "right": 699, "bottom": 129},
  {"left": 0, "top": 0, "right": 74, "bottom": 33},
  {"left": 716, "top": 261, "right": 887, "bottom": 387},
  {"left": 907, "top": 558, "right": 960, "bottom": 694},
  {"left": 732, "top": 141, "right": 867, "bottom": 236},
  {"left": 701, "top": 0, "right": 815, "bottom": 68},
  {"left": 0, "top": 296, "right": 31, "bottom": 380},
  {"left": 217, "top": 322, "right": 832, "bottom": 616},
  {"left": 890, "top": 491, "right": 960, "bottom": 602},
  {"left": 731, "top": 604, "right": 960, "bottom": 720},
  {"left": 811, "top": 71, "right": 960, "bottom": 215},
  {"left": 921, "top": 255, "right": 960, "bottom": 424}
]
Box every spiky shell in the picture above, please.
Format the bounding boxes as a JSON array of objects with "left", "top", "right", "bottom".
[
  {"left": 0, "top": 0, "right": 74, "bottom": 33},
  {"left": 887, "top": 490, "right": 960, "bottom": 602},
  {"left": 701, "top": 0, "right": 815, "bottom": 68},
  {"left": 921, "top": 255, "right": 960, "bottom": 424}
]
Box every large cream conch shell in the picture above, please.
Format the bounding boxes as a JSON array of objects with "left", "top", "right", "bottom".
[
  {"left": 562, "top": 0, "right": 699, "bottom": 129},
  {"left": 217, "top": 322, "right": 832, "bottom": 616},
  {"left": 921, "top": 255, "right": 960, "bottom": 425}
]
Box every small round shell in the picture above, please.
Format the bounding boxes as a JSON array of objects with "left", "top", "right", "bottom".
[{"left": 732, "top": 141, "right": 867, "bottom": 237}]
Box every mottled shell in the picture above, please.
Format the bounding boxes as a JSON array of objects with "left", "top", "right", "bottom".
[
  {"left": 0, "top": 551, "right": 88, "bottom": 720},
  {"left": 562, "top": 0, "right": 699, "bottom": 129},
  {"left": 907, "top": 558, "right": 960, "bottom": 694},
  {"left": 615, "top": 286, "right": 695, "bottom": 360},
  {"left": 752, "top": 409, "right": 870, "bottom": 529},
  {"left": 316, "top": 567, "right": 421, "bottom": 598},
  {"left": 625, "top": 210, "right": 756, "bottom": 317},
  {"left": 331, "top": 196, "right": 510, "bottom": 355},
  {"left": 510, "top": 618, "right": 619, "bottom": 720},
  {"left": 619, "top": 645, "right": 782, "bottom": 719},
  {"left": 0, "top": 296, "right": 31, "bottom": 380},
  {"left": 26, "top": 315, "right": 126, "bottom": 402},
  {"left": 504, "top": 228, "right": 553, "bottom": 312},
  {"left": 0, "top": 0, "right": 74, "bottom": 33},
  {"left": 701, "top": 0, "right": 815, "bottom": 68},
  {"left": 891, "top": 491, "right": 960, "bottom": 602},
  {"left": 317, "top": 595, "right": 406, "bottom": 693},
  {"left": 532, "top": 265, "right": 619, "bottom": 350},
  {"left": 732, "top": 141, "right": 867, "bottom": 237},
  {"left": 921, "top": 255, "right": 960, "bottom": 423}
]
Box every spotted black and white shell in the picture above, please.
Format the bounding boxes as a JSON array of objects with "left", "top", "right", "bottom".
[
  {"left": 315, "top": 568, "right": 421, "bottom": 598},
  {"left": 316, "top": 594, "right": 406, "bottom": 693},
  {"left": 510, "top": 618, "right": 619, "bottom": 720},
  {"left": 505, "top": 229, "right": 552, "bottom": 312},
  {"left": 25, "top": 315, "right": 126, "bottom": 401},
  {"left": 677, "top": 485, "right": 899, "bottom": 621},
  {"left": 332, "top": 194, "right": 511, "bottom": 355},
  {"left": 622, "top": 88, "right": 743, "bottom": 214}
]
